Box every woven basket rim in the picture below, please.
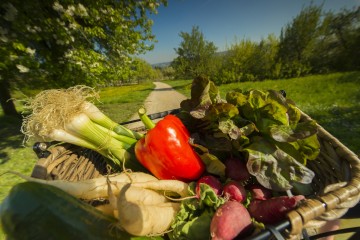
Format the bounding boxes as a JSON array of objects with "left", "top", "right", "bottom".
[{"left": 284, "top": 110, "right": 360, "bottom": 237}]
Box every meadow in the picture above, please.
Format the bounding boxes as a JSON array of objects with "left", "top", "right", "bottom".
[{"left": 0, "top": 72, "right": 359, "bottom": 238}]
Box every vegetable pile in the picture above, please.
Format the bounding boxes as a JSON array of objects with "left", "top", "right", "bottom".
[{"left": 0, "top": 77, "right": 322, "bottom": 239}]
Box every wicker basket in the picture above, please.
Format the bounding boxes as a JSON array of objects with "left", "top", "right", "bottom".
[
  {"left": 31, "top": 143, "right": 111, "bottom": 181},
  {"left": 284, "top": 111, "right": 360, "bottom": 239},
  {"left": 30, "top": 111, "right": 360, "bottom": 239}
]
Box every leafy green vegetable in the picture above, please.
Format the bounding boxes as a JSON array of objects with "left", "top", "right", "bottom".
[
  {"left": 180, "top": 75, "right": 224, "bottom": 119},
  {"left": 169, "top": 182, "right": 225, "bottom": 240},
  {"left": 244, "top": 136, "right": 315, "bottom": 191},
  {"left": 269, "top": 120, "right": 318, "bottom": 142},
  {"left": 178, "top": 76, "right": 320, "bottom": 192},
  {"left": 192, "top": 143, "right": 226, "bottom": 177}
]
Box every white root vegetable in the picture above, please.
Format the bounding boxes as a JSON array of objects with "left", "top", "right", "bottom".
[
  {"left": 116, "top": 185, "right": 168, "bottom": 205},
  {"left": 105, "top": 177, "right": 190, "bottom": 236},
  {"left": 9, "top": 171, "right": 157, "bottom": 200},
  {"left": 116, "top": 184, "right": 181, "bottom": 236},
  {"left": 106, "top": 182, "right": 170, "bottom": 219},
  {"left": 121, "top": 179, "right": 189, "bottom": 198}
]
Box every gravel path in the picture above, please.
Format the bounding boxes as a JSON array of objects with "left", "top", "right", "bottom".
[{"left": 123, "top": 81, "right": 187, "bottom": 130}]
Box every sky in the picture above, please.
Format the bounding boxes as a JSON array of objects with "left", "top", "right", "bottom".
[{"left": 139, "top": 0, "right": 359, "bottom": 64}]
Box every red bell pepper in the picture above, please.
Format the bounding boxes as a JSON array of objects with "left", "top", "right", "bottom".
[{"left": 135, "top": 110, "right": 205, "bottom": 181}]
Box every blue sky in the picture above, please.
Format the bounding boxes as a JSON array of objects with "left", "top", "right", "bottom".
[{"left": 139, "top": 0, "right": 359, "bottom": 64}]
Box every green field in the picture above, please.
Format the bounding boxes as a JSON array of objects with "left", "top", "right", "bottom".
[{"left": 1, "top": 72, "right": 359, "bottom": 239}]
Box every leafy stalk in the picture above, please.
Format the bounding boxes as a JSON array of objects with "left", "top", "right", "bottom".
[
  {"left": 83, "top": 102, "right": 144, "bottom": 140},
  {"left": 138, "top": 107, "right": 156, "bottom": 130}
]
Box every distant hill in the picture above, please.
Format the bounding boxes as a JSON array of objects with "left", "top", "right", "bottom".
[
  {"left": 151, "top": 50, "right": 228, "bottom": 68},
  {"left": 152, "top": 61, "right": 172, "bottom": 68}
]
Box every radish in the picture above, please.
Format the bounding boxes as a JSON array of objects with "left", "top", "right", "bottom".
[
  {"left": 224, "top": 157, "right": 251, "bottom": 182},
  {"left": 196, "top": 175, "right": 223, "bottom": 197},
  {"left": 222, "top": 181, "right": 247, "bottom": 203},
  {"left": 210, "top": 201, "right": 253, "bottom": 240},
  {"left": 248, "top": 195, "right": 305, "bottom": 224},
  {"left": 247, "top": 184, "right": 273, "bottom": 200}
]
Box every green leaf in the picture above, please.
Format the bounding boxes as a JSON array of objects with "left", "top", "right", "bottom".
[
  {"left": 205, "top": 102, "right": 239, "bottom": 120},
  {"left": 226, "top": 90, "right": 248, "bottom": 107},
  {"left": 170, "top": 196, "right": 214, "bottom": 240},
  {"left": 244, "top": 137, "right": 315, "bottom": 191},
  {"left": 192, "top": 143, "right": 226, "bottom": 177},
  {"left": 269, "top": 120, "right": 318, "bottom": 142},
  {"left": 198, "top": 183, "right": 225, "bottom": 208},
  {"left": 240, "top": 89, "right": 289, "bottom": 132},
  {"left": 179, "top": 210, "right": 212, "bottom": 240},
  {"left": 180, "top": 76, "right": 224, "bottom": 119},
  {"left": 170, "top": 182, "right": 224, "bottom": 240},
  {"left": 287, "top": 104, "right": 302, "bottom": 128},
  {"left": 218, "top": 119, "right": 256, "bottom": 140},
  {"left": 295, "top": 134, "right": 321, "bottom": 161},
  {"left": 219, "top": 119, "right": 241, "bottom": 139}
]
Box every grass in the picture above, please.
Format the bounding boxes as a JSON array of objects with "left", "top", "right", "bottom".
[
  {"left": 97, "top": 82, "right": 154, "bottom": 123},
  {"left": 0, "top": 82, "right": 154, "bottom": 238},
  {"left": 165, "top": 72, "right": 360, "bottom": 156}
]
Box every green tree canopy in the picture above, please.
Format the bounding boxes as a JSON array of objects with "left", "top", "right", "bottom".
[
  {"left": 277, "top": 4, "right": 322, "bottom": 77},
  {"left": 312, "top": 6, "right": 360, "bottom": 72},
  {"left": 0, "top": 0, "right": 167, "bottom": 116},
  {"left": 172, "top": 26, "right": 218, "bottom": 79}
]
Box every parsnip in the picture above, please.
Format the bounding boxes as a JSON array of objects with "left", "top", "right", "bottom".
[
  {"left": 8, "top": 171, "right": 157, "bottom": 200},
  {"left": 116, "top": 184, "right": 181, "bottom": 236}
]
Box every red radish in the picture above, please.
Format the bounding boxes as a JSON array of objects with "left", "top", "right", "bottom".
[
  {"left": 222, "top": 181, "right": 247, "bottom": 203},
  {"left": 210, "top": 201, "right": 253, "bottom": 240},
  {"left": 224, "top": 157, "right": 251, "bottom": 182},
  {"left": 196, "top": 175, "right": 223, "bottom": 197},
  {"left": 248, "top": 195, "right": 305, "bottom": 224},
  {"left": 247, "top": 184, "right": 273, "bottom": 200}
]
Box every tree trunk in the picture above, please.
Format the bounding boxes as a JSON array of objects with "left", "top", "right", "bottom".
[{"left": 0, "top": 80, "right": 20, "bottom": 117}]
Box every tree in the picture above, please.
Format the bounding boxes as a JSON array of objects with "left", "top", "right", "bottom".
[
  {"left": 315, "top": 7, "right": 360, "bottom": 71},
  {"left": 250, "top": 34, "right": 280, "bottom": 79},
  {"left": 0, "top": 0, "right": 167, "bottom": 116},
  {"left": 277, "top": 4, "right": 322, "bottom": 77},
  {"left": 172, "top": 26, "right": 218, "bottom": 79},
  {"left": 132, "top": 58, "right": 162, "bottom": 83},
  {"left": 215, "top": 38, "right": 257, "bottom": 84},
  {"left": 159, "top": 66, "right": 175, "bottom": 79}
]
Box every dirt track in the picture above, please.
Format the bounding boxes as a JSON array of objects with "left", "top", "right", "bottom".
[{"left": 123, "top": 81, "right": 187, "bottom": 129}]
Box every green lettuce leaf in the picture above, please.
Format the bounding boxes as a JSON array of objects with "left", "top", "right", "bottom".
[
  {"left": 244, "top": 136, "right": 315, "bottom": 191},
  {"left": 269, "top": 120, "right": 318, "bottom": 142},
  {"left": 169, "top": 182, "right": 225, "bottom": 240},
  {"left": 180, "top": 76, "right": 224, "bottom": 119},
  {"left": 178, "top": 77, "right": 320, "bottom": 194},
  {"left": 226, "top": 90, "right": 248, "bottom": 107}
]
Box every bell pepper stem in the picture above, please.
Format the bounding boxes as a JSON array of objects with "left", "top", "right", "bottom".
[{"left": 138, "top": 107, "right": 156, "bottom": 130}]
